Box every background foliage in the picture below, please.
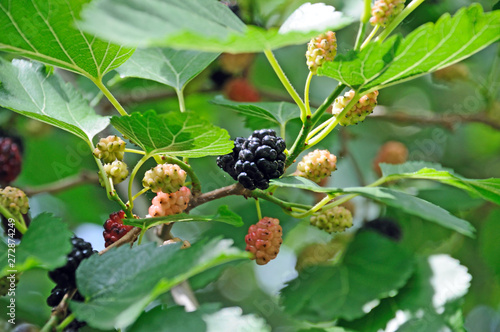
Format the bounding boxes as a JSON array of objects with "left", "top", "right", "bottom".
[{"left": 0, "top": 0, "right": 499, "bottom": 331}]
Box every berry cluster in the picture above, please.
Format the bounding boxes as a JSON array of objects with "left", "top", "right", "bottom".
[
  {"left": 295, "top": 149, "right": 337, "bottom": 183},
  {"left": 143, "top": 164, "right": 187, "bottom": 193},
  {"left": 0, "top": 186, "right": 29, "bottom": 215},
  {"left": 306, "top": 31, "right": 337, "bottom": 74},
  {"left": 47, "top": 236, "right": 96, "bottom": 331},
  {"left": 103, "top": 211, "right": 135, "bottom": 247},
  {"left": 372, "top": 141, "right": 408, "bottom": 176},
  {"left": 245, "top": 217, "right": 283, "bottom": 265},
  {"left": 48, "top": 236, "right": 95, "bottom": 288},
  {"left": 100, "top": 160, "right": 129, "bottom": 186},
  {"left": 331, "top": 90, "right": 379, "bottom": 126},
  {"left": 217, "top": 129, "right": 286, "bottom": 190},
  {"left": 370, "top": 0, "right": 405, "bottom": 27},
  {"left": 0, "top": 135, "right": 23, "bottom": 185},
  {"left": 310, "top": 206, "right": 353, "bottom": 233},
  {"left": 93, "top": 135, "right": 126, "bottom": 163},
  {"left": 149, "top": 186, "right": 191, "bottom": 217}
]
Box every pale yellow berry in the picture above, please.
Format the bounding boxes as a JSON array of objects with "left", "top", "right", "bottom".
[
  {"left": 93, "top": 136, "right": 126, "bottom": 163},
  {"left": 306, "top": 31, "right": 337, "bottom": 74}
]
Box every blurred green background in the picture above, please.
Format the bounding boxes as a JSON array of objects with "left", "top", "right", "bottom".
[{"left": 1, "top": 0, "right": 499, "bottom": 331}]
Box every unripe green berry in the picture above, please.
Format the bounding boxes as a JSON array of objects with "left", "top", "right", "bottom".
[
  {"left": 332, "top": 90, "right": 379, "bottom": 126},
  {"left": 0, "top": 186, "right": 29, "bottom": 215},
  {"left": 370, "top": 0, "right": 405, "bottom": 27},
  {"left": 296, "top": 149, "right": 337, "bottom": 183},
  {"left": 100, "top": 160, "right": 129, "bottom": 186},
  {"left": 142, "top": 164, "right": 187, "bottom": 193},
  {"left": 310, "top": 206, "right": 353, "bottom": 233},
  {"left": 93, "top": 135, "right": 126, "bottom": 163},
  {"left": 306, "top": 31, "right": 337, "bottom": 75}
]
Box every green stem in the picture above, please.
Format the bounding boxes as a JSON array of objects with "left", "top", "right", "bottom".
[
  {"left": 56, "top": 314, "right": 75, "bottom": 331},
  {"left": 304, "top": 71, "right": 313, "bottom": 117},
  {"left": 41, "top": 315, "right": 58, "bottom": 332},
  {"left": 92, "top": 79, "right": 128, "bottom": 116},
  {"left": 255, "top": 199, "right": 262, "bottom": 220},
  {"left": 307, "top": 91, "right": 360, "bottom": 148},
  {"left": 0, "top": 205, "right": 26, "bottom": 234},
  {"left": 131, "top": 188, "right": 149, "bottom": 203},
  {"left": 249, "top": 190, "right": 312, "bottom": 214},
  {"left": 176, "top": 88, "right": 186, "bottom": 113},
  {"left": 125, "top": 148, "right": 146, "bottom": 155},
  {"left": 95, "top": 156, "right": 129, "bottom": 215},
  {"left": 159, "top": 155, "right": 201, "bottom": 194},
  {"left": 354, "top": 0, "right": 372, "bottom": 50},
  {"left": 264, "top": 49, "right": 308, "bottom": 122},
  {"left": 128, "top": 154, "right": 152, "bottom": 211},
  {"left": 138, "top": 226, "right": 147, "bottom": 245},
  {"left": 306, "top": 116, "right": 335, "bottom": 141},
  {"left": 321, "top": 177, "right": 388, "bottom": 211},
  {"left": 354, "top": 21, "right": 367, "bottom": 51},
  {"left": 280, "top": 122, "right": 287, "bottom": 141},
  {"left": 291, "top": 194, "right": 333, "bottom": 219},
  {"left": 376, "top": 0, "right": 426, "bottom": 43},
  {"left": 361, "top": 25, "right": 379, "bottom": 50},
  {"left": 286, "top": 83, "right": 346, "bottom": 168}
]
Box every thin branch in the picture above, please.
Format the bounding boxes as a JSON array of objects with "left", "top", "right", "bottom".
[
  {"left": 98, "top": 227, "right": 141, "bottom": 255},
  {"left": 185, "top": 183, "right": 245, "bottom": 213},
  {"left": 370, "top": 111, "right": 500, "bottom": 131},
  {"left": 24, "top": 171, "right": 99, "bottom": 196},
  {"left": 41, "top": 289, "right": 77, "bottom": 332}
]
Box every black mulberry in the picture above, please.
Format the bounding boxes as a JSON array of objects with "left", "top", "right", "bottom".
[{"left": 217, "top": 129, "right": 286, "bottom": 190}]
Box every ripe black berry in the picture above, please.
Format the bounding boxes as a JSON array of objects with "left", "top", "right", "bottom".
[
  {"left": 217, "top": 129, "right": 286, "bottom": 190},
  {"left": 0, "top": 135, "right": 23, "bottom": 185},
  {"left": 48, "top": 236, "right": 96, "bottom": 288}
]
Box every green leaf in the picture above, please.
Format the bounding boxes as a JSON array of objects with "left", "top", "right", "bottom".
[
  {"left": 0, "top": 59, "right": 109, "bottom": 144},
  {"left": 0, "top": 213, "right": 73, "bottom": 276},
  {"left": 341, "top": 255, "right": 471, "bottom": 332},
  {"left": 211, "top": 96, "right": 300, "bottom": 128},
  {"left": 162, "top": 25, "right": 354, "bottom": 53},
  {"left": 347, "top": 187, "right": 475, "bottom": 237},
  {"left": 116, "top": 48, "right": 219, "bottom": 91},
  {"left": 271, "top": 177, "right": 475, "bottom": 237},
  {"left": 129, "top": 306, "right": 206, "bottom": 332},
  {"left": 281, "top": 231, "right": 415, "bottom": 322},
  {"left": 78, "top": 0, "right": 352, "bottom": 52},
  {"left": 319, "top": 5, "right": 500, "bottom": 93},
  {"left": 130, "top": 305, "right": 272, "bottom": 332},
  {"left": 72, "top": 238, "right": 249, "bottom": 329},
  {"left": 79, "top": 0, "right": 246, "bottom": 47},
  {"left": 0, "top": 0, "right": 134, "bottom": 80},
  {"left": 381, "top": 162, "right": 500, "bottom": 205},
  {"left": 203, "top": 307, "right": 272, "bottom": 332},
  {"left": 111, "top": 110, "right": 232, "bottom": 158},
  {"left": 124, "top": 205, "right": 244, "bottom": 229}
]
